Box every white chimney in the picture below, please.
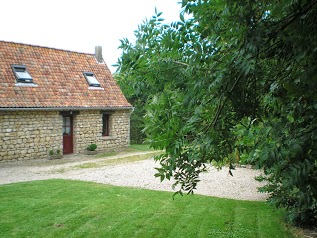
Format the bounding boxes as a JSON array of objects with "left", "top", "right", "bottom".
[{"left": 95, "top": 46, "right": 103, "bottom": 63}]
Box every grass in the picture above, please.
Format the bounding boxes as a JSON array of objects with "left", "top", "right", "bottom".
[
  {"left": 0, "top": 179, "right": 297, "bottom": 238},
  {"left": 95, "top": 151, "right": 118, "bottom": 158},
  {"left": 95, "top": 143, "right": 154, "bottom": 158},
  {"left": 48, "top": 144, "right": 161, "bottom": 173},
  {"left": 129, "top": 143, "right": 154, "bottom": 151},
  {"left": 73, "top": 152, "right": 160, "bottom": 170}
]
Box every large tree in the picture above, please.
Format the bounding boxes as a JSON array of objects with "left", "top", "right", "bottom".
[{"left": 116, "top": 0, "right": 317, "bottom": 226}]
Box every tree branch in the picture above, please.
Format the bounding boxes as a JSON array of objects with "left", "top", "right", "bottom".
[{"left": 275, "top": 0, "right": 317, "bottom": 32}]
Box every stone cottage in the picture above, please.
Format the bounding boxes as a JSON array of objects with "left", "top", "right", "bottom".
[{"left": 0, "top": 41, "right": 133, "bottom": 161}]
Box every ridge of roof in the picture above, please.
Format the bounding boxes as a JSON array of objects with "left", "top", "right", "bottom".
[{"left": 0, "top": 40, "right": 95, "bottom": 56}]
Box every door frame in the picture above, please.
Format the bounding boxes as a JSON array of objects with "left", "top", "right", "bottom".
[{"left": 62, "top": 115, "right": 73, "bottom": 154}]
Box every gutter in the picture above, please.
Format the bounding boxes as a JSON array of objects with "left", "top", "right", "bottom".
[{"left": 0, "top": 106, "right": 134, "bottom": 112}]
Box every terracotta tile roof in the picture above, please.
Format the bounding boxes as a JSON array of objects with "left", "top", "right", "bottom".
[{"left": 0, "top": 41, "right": 132, "bottom": 110}]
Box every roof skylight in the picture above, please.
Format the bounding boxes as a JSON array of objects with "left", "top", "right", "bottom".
[
  {"left": 83, "top": 72, "right": 101, "bottom": 87},
  {"left": 11, "top": 65, "right": 33, "bottom": 83}
]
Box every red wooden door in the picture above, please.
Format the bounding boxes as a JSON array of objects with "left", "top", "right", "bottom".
[{"left": 62, "top": 116, "right": 73, "bottom": 154}]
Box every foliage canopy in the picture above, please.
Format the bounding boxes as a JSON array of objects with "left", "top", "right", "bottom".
[{"left": 116, "top": 0, "right": 317, "bottom": 226}]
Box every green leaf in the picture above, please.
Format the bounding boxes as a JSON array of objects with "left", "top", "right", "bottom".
[
  {"left": 180, "top": 13, "right": 185, "bottom": 22},
  {"left": 287, "top": 115, "right": 294, "bottom": 123}
]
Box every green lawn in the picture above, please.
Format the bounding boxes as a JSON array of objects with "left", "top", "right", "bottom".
[
  {"left": 0, "top": 180, "right": 297, "bottom": 238},
  {"left": 129, "top": 143, "right": 154, "bottom": 151},
  {"left": 95, "top": 144, "right": 155, "bottom": 159}
]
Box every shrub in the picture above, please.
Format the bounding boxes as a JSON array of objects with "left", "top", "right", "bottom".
[
  {"left": 86, "top": 144, "right": 97, "bottom": 151},
  {"left": 234, "top": 117, "right": 317, "bottom": 227}
]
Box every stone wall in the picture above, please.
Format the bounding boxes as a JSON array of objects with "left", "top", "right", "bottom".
[
  {"left": 0, "top": 111, "right": 62, "bottom": 161},
  {"left": 74, "top": 110, "right": 131, "bottom": 153},
  {"left": 0, "top": 109, "right": 131, "bottom": 162}
]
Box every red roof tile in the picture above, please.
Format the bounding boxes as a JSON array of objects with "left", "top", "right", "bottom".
[{"left": 0, "top": 41, "right": 132, "bottom": 110}]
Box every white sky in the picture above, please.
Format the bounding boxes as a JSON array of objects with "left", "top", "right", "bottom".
[{"left": 0, "top": 0, "right": 182, "bottom": 73}]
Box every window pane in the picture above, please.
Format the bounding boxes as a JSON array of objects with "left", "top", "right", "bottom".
[
  {"left": 63, "top": 117, "right": 68, "bottom": 127},
  {"left": 16, "top": 71, "right": 32, "bottom": 79},
  {"left": 13, "top": 65, "right": 33, "bottom": 82},
  {"left": 63, "top": 117, "right": 70, "bottom": 126},
  {"left": 63, "top": 117, "right": 71, "bottom": 135},
  {"left": 102, "top": 114, "right": 109, "bottom": 136},
  {"left": 63, "top": 127, "right": 70, "bottom": 135},
  {"left": 87, "top": 75, "right": 100, "bottom": 86},
  {"left": 84, "top": 72, "right": 100, "bottom": 87}
]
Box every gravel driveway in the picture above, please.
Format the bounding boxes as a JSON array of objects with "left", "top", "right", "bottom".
[{"left": 0, "top": 151, "right": 268, "bottom": 201}]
